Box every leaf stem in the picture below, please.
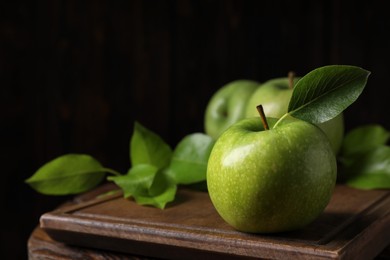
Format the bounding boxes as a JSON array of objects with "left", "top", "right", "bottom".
[
  {"left": 288, "top": 71, "right": 295, "bottom": 89},
  {"left": 256, "top": 105, "right": 269, "bottom": 130},
  {"left": 273, "top": 113, "right": 290, "bottom": 129},
  {"left": 102, "top": 168, "right": 122, "bottom": 176}
]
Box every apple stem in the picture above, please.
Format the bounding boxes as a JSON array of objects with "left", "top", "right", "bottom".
[
  {"left": 288, "top": 71, "right": 295, "bottom": 89},
  {"left": 256, "top": 105, "right": 269, "bottom": 130}
]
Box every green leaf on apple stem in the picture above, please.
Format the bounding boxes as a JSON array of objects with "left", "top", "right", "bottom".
[
  {"left": 287, "top": 65, "right": 370, "bottom": 124},
  {"left": 130, "top": 121, "right": 172, "bottom": 169},
  {"left": 345, "top": 146, "right": 390, "bottom": 190},
  {"left": 108, "top": 164, "right": 176, "bottom": 209},
  {"left": 167, "top": 133, "right": 215, "bottom": 184},
  {"left": 25, "top": 154, "right": 107, "bottom": 195}
]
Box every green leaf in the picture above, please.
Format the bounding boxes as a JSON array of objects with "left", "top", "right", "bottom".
[
  {"left": 341, "top": 124, "right": 390, "bottom": 158},
  {"left": 130, "top": 122, "right": 172, "bottom": 169},
  {"left": 346, "top": 146, "right": 390, "bottom": 190},
  {"left": 108, "top": 165, "right": 177, "bottom": 209},
  {"left": 288, "top": 65, "right": 370, "bottom": 124},
  {"left": 347, "top": 174, "right": 390, "bottom": 190},
  {"left": 25, "top": 154, "right": 106, "bottom": 195},
  {"left": 107, "top": 164, "right": 158, "bottom": 198},
  {"left": 338, "top": 125, "right": 390, "bottom": 182},
  {"left": 167, "top": 133, "right": 215, "bottom": 185},
  {"left": 134, "top": 170, "right": 177, "bottom": 209}
]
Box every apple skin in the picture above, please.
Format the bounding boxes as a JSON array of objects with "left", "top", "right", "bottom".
[
  {"left": 245, "top": 77, "right": 344, "bottom": 154},
  {"left": 207, "top": 117, "right": 337, "bottom": 233},
  {"left": 204, "top": 80, "right": 259, "bottom": 139},
  {"left": 245, "top": 77, "right": 300, "bottom": 119},
  {"left": 317, "top": 113, "right": 344, "bottom": 154}
]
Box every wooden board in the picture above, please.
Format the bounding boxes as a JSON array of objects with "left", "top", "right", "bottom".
[{"left": 39, "top": 183, "right": 390, "bottom": 259}]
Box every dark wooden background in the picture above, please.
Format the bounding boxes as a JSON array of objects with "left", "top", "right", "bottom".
[{"left": 1, "top": 0, "right": 390, "bottom": 259}]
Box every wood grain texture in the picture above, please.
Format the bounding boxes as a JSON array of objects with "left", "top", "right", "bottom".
[
  {"left": 28, "top": 227, "right": 148, "bottom": 260},
  {"left": 33, "top": 184, "right": 390, "bottom": 260}
]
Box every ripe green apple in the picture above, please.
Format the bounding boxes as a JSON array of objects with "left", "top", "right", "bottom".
[
  {"left": 204, "top": 80, "right": 259, "bottom": 139},
  {"left": 207, "top": 116, "right": 337, "bottom": 233},
  {"left": 245, "top": 77, "right": 344, "bottom": 154},
  {"left": 245, "top": 77, "right": 300, "bottom": 119}
]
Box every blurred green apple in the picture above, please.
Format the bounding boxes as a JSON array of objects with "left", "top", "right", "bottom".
[
  {"left": 204, "top": 80, "right": 259, "bottom": 139},
  {"left": 207, "top": 116, "right": 337, "bottom": 233},
  {"left": 245, "top": 76, "right": 344, "bottom": 154},
  {"left": 245, "top": 77, "right": 300, "bottom": 119}
]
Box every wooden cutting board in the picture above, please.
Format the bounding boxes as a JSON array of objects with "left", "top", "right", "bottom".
[{"left": 40, "top": 183, "right": 390, "bottom": 259}]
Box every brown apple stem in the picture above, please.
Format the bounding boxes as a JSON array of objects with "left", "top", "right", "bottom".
[
  {"left": 256, "top": 105, "right": 269, "bottom": 130},
  {"left": 288, "top": 71, "right": 295, "bottom": 89}
]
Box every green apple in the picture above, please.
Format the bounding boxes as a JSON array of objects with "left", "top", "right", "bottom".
[
  {"left": 245, "top": 77, "right": 300, "bottom": 119},
  {"left": 245, "top": 77, "right": 344, "bottom": 154},
  {"left": 204, "top": 80, "right": 259, "bottom": 139},
  {"left": 207, "top": 116, "right": 337, "bottom": 233}
]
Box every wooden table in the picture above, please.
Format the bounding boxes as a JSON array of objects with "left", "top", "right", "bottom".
[{"left": 28, "top": 183, "right": 390, "bottom": 259}]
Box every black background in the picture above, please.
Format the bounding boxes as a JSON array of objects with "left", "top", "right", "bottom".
[{"left": 1, "top": 1, "right": 390, "bottom": 259}]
